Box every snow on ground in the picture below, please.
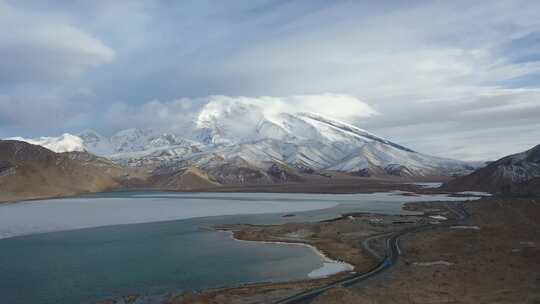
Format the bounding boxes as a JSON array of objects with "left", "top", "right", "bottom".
[{"left": 429, "top": 215, "right": 448, "bottom": 221}]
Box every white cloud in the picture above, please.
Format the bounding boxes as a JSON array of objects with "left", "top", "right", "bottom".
[
  {"left": 1, "top": 1, "right": 540, "bottom": 161},
  {"left": 103, "top": 98, "right": 199, "bottom": 132},
  {"left": 103, "top": 94, "right": 376, "bottom": 133},
  {"left": 284, "top": 94, "right": 377, "bottom": 119},
  {"left": 358, "top": 88, "right": 540, "bottom": 161},
  {"left": 0, "top": 86, "right": 95, "bottom": 135},
  {"left": 0, "top": 1, "right": 114, "bottom": 83}
]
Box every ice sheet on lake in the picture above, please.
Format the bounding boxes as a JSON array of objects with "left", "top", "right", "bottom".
[
  {"left": 409, "top": 182, "right": 443, "bottom": 189},
  {"left": 128, "top": 191, "right": 480, "bottom": 203},
  {"left": 0, "top": 195, "right": 339, "bottom": 239},
  {"left": 308, "top": 261, "right": 354, "bottom": 278},
  {"left": 0, "top": 191, "right": 481, "bottom": 239},
  {"left": 224, "top": 230, "right": 355, "bottom": 279},
  {"left": 458, "top": 191, "right": 492, "bottom": 196}
]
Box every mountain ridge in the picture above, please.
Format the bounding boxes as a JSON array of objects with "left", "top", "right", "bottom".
[
  {"left": 5, "top": 104, "right": 481, "bottom": 181},
  {"left": 444, "top": 144, "right": 540, "bottom": 195}
]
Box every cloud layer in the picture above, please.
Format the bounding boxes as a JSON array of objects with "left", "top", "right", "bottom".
[
  {"left": 101, "top": 94, "right": 376, "bottom": 133},
  {"left": 0, "top": 1, "right": 114, "bottom": 84},
  {"left": 0, "top": 0, "right": 539, "bottom": 161}
]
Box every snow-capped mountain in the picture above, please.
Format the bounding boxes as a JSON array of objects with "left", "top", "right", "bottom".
[
  {"left": 6, "top": 99, "right": 480, "bottom": 182},
  {"left": 170, "top": 100, "right": 476, "bottom": 178}
]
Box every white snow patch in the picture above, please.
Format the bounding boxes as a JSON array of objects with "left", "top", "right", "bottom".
[
  {"left": 308, "top": 262, "right": 355, "bottom": 278},
  {"left": 458, "top": 191, "right": 492, "bottom": 197},
  {"left": 429, "top": 215, "right": 448, "bottom": 221},
  {"left": 305, "top": 243, "right": 355, "bottom": 278}
]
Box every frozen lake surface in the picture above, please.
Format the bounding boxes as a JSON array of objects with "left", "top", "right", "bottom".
[
  {"left": 0, "top": 191, "right": 477, "bottom": 239},
  {"left": 0, "top": 192, "right": 339, "bottom": 239}
]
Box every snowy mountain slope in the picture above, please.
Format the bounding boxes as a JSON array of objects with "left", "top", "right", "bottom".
[
  {"left": 445, "top": 144, "right": 540, "bottom": 194},
  {"left": 182, "top": 101, "right": 475, "bottom": 177},
  {"left": 78, "top": 130, "right": 113, "bottom": 155},
  {"left": 295, "top": 112, "right": 415, "bottom": 152},
  {"left": 78, "top": 129, "right": 200, "bottom": 156},
  {"left": 329, "top": 141, "right": 474, "bottom": 176},
  {"left": 6, "top": 99, "right": 481, "bottom": 181},
  {"left": 7, "top": 134, "right": 85, "bottom": 153}
]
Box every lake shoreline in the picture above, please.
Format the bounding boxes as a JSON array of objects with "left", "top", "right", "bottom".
[
  {"left": 219, "top": 229, "right": 355, "bottom": 278},
  {"left": 144, "top": 200, "right": 470, "bottom": 304},
  {"left": 0, "top": 178, "right": 458, "bottom": 204}
]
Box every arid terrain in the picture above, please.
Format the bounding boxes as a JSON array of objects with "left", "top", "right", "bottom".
[{"left": 314, "top": 197, "right": 540, "bottom": 304}]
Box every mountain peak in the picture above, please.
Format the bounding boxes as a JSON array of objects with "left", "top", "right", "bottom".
[{"left": 5, "top": 99, "right": 479, "bottom": 178}]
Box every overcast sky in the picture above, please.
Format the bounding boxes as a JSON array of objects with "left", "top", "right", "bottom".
[{"left": 1, "top": 0, "right": 539, "bottom": 161}]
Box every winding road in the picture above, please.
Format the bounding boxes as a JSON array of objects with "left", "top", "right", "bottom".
[{"left": 273, "top": 203, "right": 469, "bottom": 304}]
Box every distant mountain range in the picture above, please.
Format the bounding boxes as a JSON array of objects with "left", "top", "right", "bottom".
[
  {"left": 7, "top": 99, "right": 480, "bottom": 185},
  {"left": 445, "top": 144, "right": 540, "bottom": 196},
  {"left": 3, "top": 96, "right": 539, "bottom": 201}
]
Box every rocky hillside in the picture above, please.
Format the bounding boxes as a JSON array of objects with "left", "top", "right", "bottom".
[
  {"left": 444, "top": 144, "right": 540, "bottom": 195},
  {"left": 0, "top": 140, "right": 145, "bottom": 202},
  {"left": 147, "top": 166, "right": 221, "bottom": 191}
]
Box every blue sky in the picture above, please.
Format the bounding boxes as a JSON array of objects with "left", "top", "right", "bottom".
[{"left": 1, "top": 0, "right": 539, "bottom": 160}]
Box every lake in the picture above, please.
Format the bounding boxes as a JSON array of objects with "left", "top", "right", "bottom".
[{"left": 0, "top": 191, "right": 478, "bottom": 304}]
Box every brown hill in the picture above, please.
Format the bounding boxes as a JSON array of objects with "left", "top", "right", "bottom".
[
  {"left": 147, "top": 166, "right": 221, "bottom": 190},
  {"left": 0, "top": 140, "right": 145, "bottom": 202}
]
